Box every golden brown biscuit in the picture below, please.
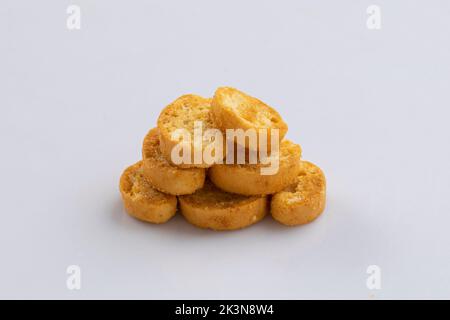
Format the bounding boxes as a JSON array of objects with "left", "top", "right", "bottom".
[
  {"left": 119, "top": 161, "right": 177, "bottom": 223},
  {"left": 208, "top": 140, "right": 301, "bottom": 195},
  {"left": 211, "top": 87, "right": 288, "bottom": 151},
  {"left": 271, "top": 161, "right": 326, "bottom": 226},
  {"left": 142, "top": 128, "right": 205, "bottom": 195},
  {"left": 178, "top": 180, "right": 268, "bottom": 231},
  {"left": 157, "top": 94, "right": 223, "bottom": 168}
]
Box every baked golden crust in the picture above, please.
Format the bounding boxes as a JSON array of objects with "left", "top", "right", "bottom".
[
  {"left": 211, "top": 87, "right": 288, "bottom": 151},
  {"left": 208, "top": 140, "right": 301, "bottom": 195},
  {"left": 142, "top": 128, "right": 205, "bottom": 195},
  {"left": 157, "top": 94, "right": 221, "bottom": 168},
  {"left": 119, "top": 161, "right": 177, "bottom": 223},
  {"left": 178, "top": 180, "right": 268, "bottom": 231},
  {"left": 271, "top": 161, "right": 326, "bottom": 226}
]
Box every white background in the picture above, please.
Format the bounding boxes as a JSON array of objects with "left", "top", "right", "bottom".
[{"left": 1, "top": 0, "right": 449, "bottom": 299}]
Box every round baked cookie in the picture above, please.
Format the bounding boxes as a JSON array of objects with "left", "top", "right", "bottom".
[
  {"left": 157, "top": 94, "right": 223, "bottom": 168},
  {"left": 178, "top": 180, "right": 268, "bottom": 231},
  {"left": 208, "top": 140, "right": 301, "bottom": 195},
  {"left": 271, "top": 161, "right": 326, "bottom": 226},
  {"left": 119, "top": 161, "right": 177, "bottom": 223},
  {"left": 211, "top": 87, "right": 288, "bottom": 151},
  {"left": 142, "top": 128, "right": 205, "bottom": 195}
]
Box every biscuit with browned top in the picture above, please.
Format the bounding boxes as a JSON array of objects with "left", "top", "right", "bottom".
[
  {"left": 211, "top": 87, "right": 288, "bottom": 151},
  {"left": 271, "top": 161, "right": 326, "bottom": 226},
  {"left": 208, "top": 140, "right": 301, "bottom": 195},
  {"left": 142, "top": 128, "right": 205, "bottom": 195},
  {"left": 119, "top": 161, "right": 177, "bottom": 223},
  {"left": 157, "top": 94, "right": 221, "bottom": 168},
  {"left": 178, "top": 180, "right": 268, "bottom": 231}
]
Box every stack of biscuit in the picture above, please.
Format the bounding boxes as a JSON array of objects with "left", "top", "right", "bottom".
[{"left": 119, "top": 87, "right": 326, "bottom": 230}]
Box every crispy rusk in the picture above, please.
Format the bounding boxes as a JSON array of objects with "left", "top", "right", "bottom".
[
  {"left": 271, "top": 161, "right": 326, "bottom": 226},
  {"left": 142, "top": 128, "right": 205, "bottom": 195},
  {"left": 211, "top": 87, "right": 288, "bottom": 151},
  {"left": 208, "top": 140, "right": 301, "bottom": 195},
  {"left": 119, "top": 161, "right": 177, "bottom": 223},
  {"left": 157, "top": 94, "right": 223, "bottom": 168},
  {"left": 178, "top": 180, "right": 268, "bottom": 231}
]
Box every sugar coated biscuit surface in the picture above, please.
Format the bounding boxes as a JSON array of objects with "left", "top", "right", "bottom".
[
  {"left": 208, "top": 140, "right": 301, "bottom": 195},
  {"left": 211, "top": 87, "right": 288, "bottom": 149},
  {"left": 119, "top": 161, "right": 177, "bottom": 223},
  {"left": 271, "top": 161, "right": 326, "bottom": 226},
  {"left": 178, "top": 181, "right": 268, "bottom": 231},
  {"left": 157, "top": 94, "right": 220, "bottom": 168},
  {"left": 142, "top": 128, "right": 205, "bottom": 195}
]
